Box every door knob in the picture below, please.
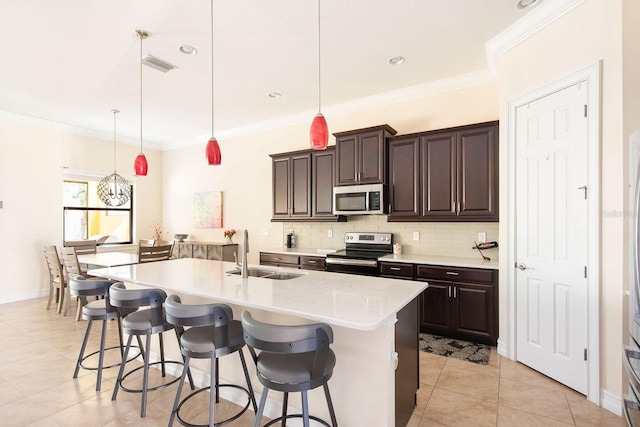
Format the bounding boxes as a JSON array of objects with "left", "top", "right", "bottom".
[{"left": 516, "top": 263, "right": 528, "bottom": 271}]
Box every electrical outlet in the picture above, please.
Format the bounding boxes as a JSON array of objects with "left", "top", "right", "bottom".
[
  {"left": 327, "top": 229, "right": 333, "bottom": 238},
  {"left": 477, "top": 232, "right": 487, "bottom": 243},
  {"left": 413, "top": 231, "right": 420, "bottom": 241},
  {"left": 261, "top": 228, "right": 269, "bottom": 236}
]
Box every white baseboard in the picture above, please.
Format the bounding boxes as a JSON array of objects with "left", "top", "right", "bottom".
[{"left": 600, "top": 388, "right": 622, "bottom": 417}]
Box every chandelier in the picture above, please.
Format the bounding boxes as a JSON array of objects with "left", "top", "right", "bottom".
[{"left": 97, "top": 109, "right": 131, "bottom": 206}]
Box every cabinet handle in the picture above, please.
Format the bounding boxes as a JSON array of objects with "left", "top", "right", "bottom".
[
  {"left": 390, "top": 267, "right": 401, "bottom": 271},
  {"left": 308, "top": 260, "right": 317, "bottom": 264},
  {"left": 445, "top": 272, "right": 459, "bottom": 276},
  {"left": 448, "top": 286, "right": 452, "bottom": 298},
  {"left": 453, "top": 287, "right": 457, "bottom": 298}
]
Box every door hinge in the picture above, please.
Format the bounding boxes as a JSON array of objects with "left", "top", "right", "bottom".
[
  {"left": 584, "top": 348, "right": 588, "bottom": 361},
  {"left": 584, "top": 105, "right": 588, "bottom": 117},
  {"left": 584, "top": 266, "right": 587, "bottom": 278}
]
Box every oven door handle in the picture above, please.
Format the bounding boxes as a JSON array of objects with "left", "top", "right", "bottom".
[{"left": 325, "top": 258, "right": 379, "bottom": 267}]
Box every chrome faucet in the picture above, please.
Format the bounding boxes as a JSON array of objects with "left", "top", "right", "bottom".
[{"left": 241, "top": 229, "right": 249, "bottom": 278}]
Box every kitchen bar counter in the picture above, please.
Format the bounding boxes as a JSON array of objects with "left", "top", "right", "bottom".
[{"left": 89, "top": 258, "right": 426, "bottom": 426}]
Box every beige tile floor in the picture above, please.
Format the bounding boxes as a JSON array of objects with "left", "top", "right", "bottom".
[{"left": 0, "top": 297, "right": 625, "bottom": 426}]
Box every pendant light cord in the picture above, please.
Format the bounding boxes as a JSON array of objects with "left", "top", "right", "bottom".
[
  {"left": 112, "top": 109, "right": 118, "bottom": 172},
  {"left": 211, "top": 0, "right": 215, "bottom": 136},
  {"left": 317, "top": 0, "right": 322, "bottom": 114},
  {"left": 139, "top": 32, "right": 144, "bottom": 153}
]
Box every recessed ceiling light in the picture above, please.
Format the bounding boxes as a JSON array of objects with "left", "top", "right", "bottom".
[
  {"left": 178, "top": 45, "right": 198, "bottom": 55},
  {"left": 268, "top": 92, "right": 281, "bottom": 99},
  {"left": 388, "top": 56, "right": 405, "bottom": 65},
  {"left": 515, "top": 0, "right": 540, "bottom": 9}
]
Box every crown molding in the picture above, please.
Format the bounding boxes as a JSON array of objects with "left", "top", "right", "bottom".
[
  {"left": 165, "top": 69, "right": 498, "bottom": 150},
  {"left": 485, "top": 0, "right": 587, "bottom": 71}
]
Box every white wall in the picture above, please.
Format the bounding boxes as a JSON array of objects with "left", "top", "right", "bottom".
[
  {"left": 0, "top": 118, "right": 163, "bottom": 304},
  {"left": 495, "top": 0, "right": 626, "bottom": 403}
]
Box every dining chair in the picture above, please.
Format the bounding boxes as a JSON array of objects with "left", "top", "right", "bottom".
[
  {"left": 65, "top": 239, "right": 98, "bottom": 255},
  {"left": 138, "top": 239, "right": 154, "bottom": 247},
  {"left": 59, "top": 246, "right": 97, "bottom": 320},
  {"left": 241, "top": 311, "right": 338, "bottom": 427},
  {"left": 43, "top": 245, "right": 65, "bottom": 314},
  {"left": 138, "top": 243, "right": 173, "bottom": 263}
]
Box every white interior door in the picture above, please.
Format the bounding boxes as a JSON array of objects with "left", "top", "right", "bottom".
[{"left": 515, "top": 82, "right": 589, "bottom": 394}]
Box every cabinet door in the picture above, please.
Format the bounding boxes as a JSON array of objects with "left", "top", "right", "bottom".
[
  {"left": 358, "top": 130, "right": 386, "bottom": 184},
  {"left": 456, "top": 124, "right": 498, "bottom": 220},
  {"left": 272, "top": 156, "right": 291, "bottom": 218},
  {"left": 290, "top": 153, "right": 311, "bottom": 217},
  {"left": 388, "top": 137, "right": 420, "bottom": 219},
  {"left": 419, "top": 279, "right": 451, "bottom": 333},
  {"left": 312, "top": 148, "right": 337, "bottom": 218},
  {"left": 335, "top": 134, "right": 358, "bottom": 186},
  {"left": 452, "top": 282, "right": 495, "bottom": 344},
  {"left": 300, "top": 255, "right": 326, "bottom": 271},
  {"left": 421, "top": 131, "right": 457, "bottom": 218}
]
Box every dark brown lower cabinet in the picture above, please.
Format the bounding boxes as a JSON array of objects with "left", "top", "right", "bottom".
[
  {"left": 259, "top": 252, "right": 326, "bottom": 271},
  {"left": 417, "top": 265, "right": 497, "bottom": 345}
]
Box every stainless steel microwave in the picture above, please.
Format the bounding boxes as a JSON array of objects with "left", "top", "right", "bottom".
[{"left": 333, "top": 184, "right": 385, "bottom": 215}]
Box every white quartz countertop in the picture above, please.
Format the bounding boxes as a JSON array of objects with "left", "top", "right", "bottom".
[
  {"left": 379, "top": 253, "right": 498, "bottom": 270},
  {"left": 261, "top": 247, "right": 337, "bottom": 257},
  {"left": 89, "top": 258, "right": 426, "bottom": 331}
]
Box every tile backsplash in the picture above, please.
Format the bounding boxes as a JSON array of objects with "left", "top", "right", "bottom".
[{"left": 283, "top": 215, "right": 499, "bottom": 260}]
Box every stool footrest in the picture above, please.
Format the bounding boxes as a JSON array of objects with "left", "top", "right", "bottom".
[
  {"left": 175, "top": 384, "right": 252, "bottom": 427},
  {"left": 264, "top": 414, "right": 331, "bottom": 427},
  {"left": 78, "top": 345, "right": 141, "bottom": 371},
  {"left": 119, "top": 360, "right": 183, "bottom": 394}
]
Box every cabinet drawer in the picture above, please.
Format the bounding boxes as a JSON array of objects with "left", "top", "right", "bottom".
[
  {"left": 380, "top": 262, "right": 414, "bottom": 279},
  {"left": 300, "top": 256, "right": 326, "bottom": 271},
  {"left": 416, "top": 265, "right": 495, "bottom": 284},
  {"left": 259, "top": 252, "right": 299, "bottom": 266}
]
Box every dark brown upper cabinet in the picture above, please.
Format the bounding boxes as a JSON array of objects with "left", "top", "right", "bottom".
[
  {"left": 271, "top": 147, "right": 345, "bottom": 222},
  {"left": 388, "top": 121, "right": 498, "bottom": 222},
  {"left": 334, "top": 125, "right": 397, "bottom": 186}
]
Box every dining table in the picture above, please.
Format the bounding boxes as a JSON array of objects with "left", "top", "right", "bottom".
[{"left": 77, "top": 251, "right": 139, "bottom": 268}]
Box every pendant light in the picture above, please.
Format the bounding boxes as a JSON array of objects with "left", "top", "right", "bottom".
[
  {"left": 134, "top": 29, "right": 149, "bottom": 176},
  {"left": 206, "top": 0, "right": 222, "bottom": 165},
  {"left": 97, "top": 109, "right": 131, "bottom": 207},
  {"left": 310, "top": 0, "right": 328, "bottom": 150}
]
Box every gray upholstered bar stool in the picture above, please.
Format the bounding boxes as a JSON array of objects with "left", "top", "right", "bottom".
[
  {"left": 165, "top": 295, "right": 257, "bottom": 427},
  {"left": 241, "top": 311, "right": 338, "bottom": 427},
  {"left": 109, "top": 283, "right": 194, "bottom": 418},
  {"left": 68, "top": 276, "right": 139, "bottom": 391}
]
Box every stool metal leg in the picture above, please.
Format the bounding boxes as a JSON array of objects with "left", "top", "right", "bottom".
[
  {"left": 254, "top": 388, "right": 269, "bottom": 427},
  {"left": 282, "top": 392, "right": 289, "bottom": 427},
  {"left": 323, "top": 384, "right": 338, "bottom": 427},
  {"left": 168, "top": 355, "right": 192, "bottom": 427},
  {"left": 209, "top": 356, "right": 216, "bottom": 427},
  {"left": 239, "top": 350, "right": 258, "bottom": 413},
  {"left": 96, "top": 318, "right": 107, "bottom": 391},
  {"left": 112, "top": 334, "right": 134, "bottom": 401},
  {"left": 159, "top": 332, "right": 166, "bottom": 377},
  {"left": 73, "top": 319, "right": 93, "bottom": 379},
  {"left": 141, "top": 333, "right": 151, "bottom": 417},
  {"left": 301, "top": 390, "right": 309, "bottom": 427}
]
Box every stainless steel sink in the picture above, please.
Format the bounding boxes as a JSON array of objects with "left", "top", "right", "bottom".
[{"left": 226, "top": 268, "right": 302, "bottom": 280}]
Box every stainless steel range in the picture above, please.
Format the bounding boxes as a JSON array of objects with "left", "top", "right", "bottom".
[{"left": 325, "top": 232, "right": 393, "bottom": 276}]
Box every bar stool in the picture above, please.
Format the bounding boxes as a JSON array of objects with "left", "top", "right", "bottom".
[
  {"left": 241, "top": 311, "right": 338, "bottom": 427},
  {"left": 68, "top": 276, "right": 140, "bottom": 391},
  {"left": 165, "top": 295, "right": 257, "bottom": 427},
  {"left": 109, "top": 283, "right": 194, "bottom": 418}
]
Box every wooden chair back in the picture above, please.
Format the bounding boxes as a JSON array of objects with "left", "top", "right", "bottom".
[
  {"left": 138, "top": 243, "right": 173, "bottom": 263},
  {"left": 138, "top": 239, "right": 155, "bottom": 247},
  {"left": 65, "top": 240, "right": 97, "bottom": 255},
  {"left": 43, "top": 245, "right": 65, "bottom": 312}
]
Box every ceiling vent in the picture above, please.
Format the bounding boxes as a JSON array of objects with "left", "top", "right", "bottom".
[{"left": 142, "top": 55, "right": 178, "bottom": 73}]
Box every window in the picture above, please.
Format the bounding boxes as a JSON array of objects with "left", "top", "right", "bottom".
[{"left": 63, "top": 178, "right": 133, "bottom": 245}]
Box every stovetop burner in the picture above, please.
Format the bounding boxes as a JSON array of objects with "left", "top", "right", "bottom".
[{"left": 328, "top": 249, "right": 392, "bottom": 260}]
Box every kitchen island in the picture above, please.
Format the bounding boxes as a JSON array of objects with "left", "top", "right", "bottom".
[{"left": 89, "top": 258, "right": 427, "bottom": 426}]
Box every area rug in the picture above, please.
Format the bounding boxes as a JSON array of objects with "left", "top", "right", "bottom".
[{"left": 419, "top": 333, "right": 491, "bottom": 365}]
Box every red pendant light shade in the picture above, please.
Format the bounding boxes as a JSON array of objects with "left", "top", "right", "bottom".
[
  {"left": 310, "top": 113, "right": 328, "bottom": 150},
  {"left": 206, "top": 137, "right": 221, "bottom": 165},
  {"left": 134, "top": 153, "right": 148, "bottom": 176}
]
